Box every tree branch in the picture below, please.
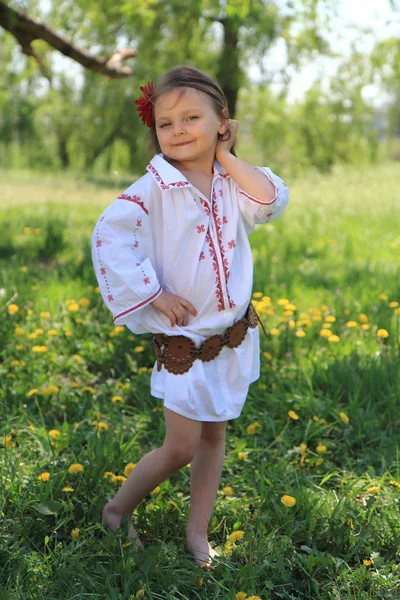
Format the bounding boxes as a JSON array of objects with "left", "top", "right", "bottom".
[{"left": 0, "top": 2, "right": 136, "bottom": 78}]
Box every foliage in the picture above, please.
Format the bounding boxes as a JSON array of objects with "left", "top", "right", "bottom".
[{"left": 1, "top": 163, "right": 400, "bottom": 598}]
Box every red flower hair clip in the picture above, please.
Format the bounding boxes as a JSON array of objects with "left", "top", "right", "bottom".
[{"left": 135, "top": 82, "right": 154, "bottom": 127}]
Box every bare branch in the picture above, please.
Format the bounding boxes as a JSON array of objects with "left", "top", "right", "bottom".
[{"left": 0, "top": 1, "right": 136, "bottom": 78}]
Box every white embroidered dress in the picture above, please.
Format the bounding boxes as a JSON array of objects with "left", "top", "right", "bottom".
[{"left": 91, "top": 153, "right": 289, "bottom": 421}]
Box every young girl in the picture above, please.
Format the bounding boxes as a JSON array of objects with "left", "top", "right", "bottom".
[{"left": 91, "top": 65, "right": 289, "bottom": 568}]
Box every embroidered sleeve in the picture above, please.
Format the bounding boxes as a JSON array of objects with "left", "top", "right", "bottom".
[
  {"left": 91, "top": 197, "right": 162, "bottom": 326},
  {"left": 236, "top": 167, "right": 289, "bottom": 235}
]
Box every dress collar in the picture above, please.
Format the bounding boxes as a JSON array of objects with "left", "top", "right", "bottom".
[{"left": 146, "top": 153, "right": 230, "bottom": 191}]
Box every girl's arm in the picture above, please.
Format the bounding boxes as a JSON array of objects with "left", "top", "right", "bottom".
[{"left": 216, "top": 151, "right": 277, "bottom": 203}]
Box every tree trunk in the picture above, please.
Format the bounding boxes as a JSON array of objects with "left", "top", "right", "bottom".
[{"left": 216, "top": 17, "right": 240, "bottom": 118}]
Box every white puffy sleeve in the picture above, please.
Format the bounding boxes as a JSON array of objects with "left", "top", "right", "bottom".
[
  {"left": 91, "top": 191, "right": 162, "bottom": 326},
  {"left": 236, "top": 167, "right": 289, "bottom": 235}
]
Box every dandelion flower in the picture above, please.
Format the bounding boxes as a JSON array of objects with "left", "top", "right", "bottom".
[
  {"left": 277, "top": 298, "right": 289, "bottom": 306},
  {"left": 269, "top": 328, "right": 280, "bottom": 336},
  {"left": 328, "top": 335, "right": 340, "bottom": 343},
  {"left": 247, "top": 596, "right": 263, "bottom": 600},
  {"left": 40, "top": 312, "right": 51, "bottom": 318},
  {"left": 319, "top": 329, "right": 331, "bottom": 337},
  {"left": 223, "top": 486, "right": 233, "bottom": 496},
  {"left": 62, "top": 486, "right": 74, "bottom": 492},
  {"left": 95, "top": 421, "right": 109, "bottom": 431},
  {"left": 134, "top": 346, "right": 145, "bottom": 352},
  {"left": 359, "top": 313, "right": 369, "bottom": 323},
  {"left": 339, "top": 412, "right": 349, "bottom": 424},
  {"left": 389, "top": 301, "right": 399, "bottom": 308},
  {"left": 281, "top": 495, "right": 296, "bottom": 507},
  {"left": 238, "top": 451, "right": 248, "bottom": 461},
  {"left": 43, "top": 385, "right": 59, "bottom": 395},
  {"left": 38, "top": 472, "right": 50, "bottom": 482},
  {"left": 229, "top": 530, "right": 245, "bottom": 542},
  {"left": 363, "top": 559, "right": 372, "bottom": 566},
  {"left": 247, "top": 422, "right": 261, "bottom": 435},
  {"left": 15, "top": 327, "right": 24, "bottom": 335},
  {"left": 367, "top": 485, "right": 380, "bottom": 494},
  {"left": 295, "top": 330, "right": 306, "bottom": 338},
  {"left": 112, "top": 475, "right": 127, "bottom": 485},
  {"left": 124, "top": 463, "right": 136, "bottom": 477},
  {"left": 377, "top": 329, "right": 389, "bottom": 339},
  {"left": 263, "top": 351, "right": 272, "bottom": 360},
  {"left": 79, "top": 298, "right": 90, "bottom": 307},
  {"left": 112, "top": 395, "right": 124, "bottom": 403},
  {"left": 235, "top": 593, "right": 247, "bottom": 600},
  {"left": 71, "top": 528, "right": 80, "bottom": 540},
  {"left": 288, "top": 410, "right": 299, "bottom": 420},
  {"left": 68, "top": 303, "right": 80, "bottom": 312},
  {"left": 68, "top": 463, "right": 84, "bottom": 474},
  {"left": 8, "top": 304, "right": 19, "bottom": 315},
  {"left": 48, "top": 430, "right": 61, "bottom": 439},
  {"left": 389, "top": 480, "right": 400, "bottom": 488},
  {"left": 252, "top": 292, "right": 263, "bottom": 298},
  {"left": 316, "top": 445, "right": 327, "bottom": 453},
  {"left": 32, "top": 345, "right": 48, "bottom": 353},
  {"left": 325, "top": 315, "right": 336, "bottom": 323},
  {"left": 103, "top": 471, "right": 114, "bottom": 480},
  {"left": 378, "top": 294, "right": 388, "bottom": 300},
  {"left": 346, "top": 321, "right": 358, "bottom": 328}
]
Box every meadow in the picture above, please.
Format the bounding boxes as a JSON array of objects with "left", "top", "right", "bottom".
[{"left": 1, "top": 162, "right": 400, "bottom": 600}]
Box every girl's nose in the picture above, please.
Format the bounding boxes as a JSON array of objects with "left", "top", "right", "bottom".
[{"left": 173, "top": 122, "right": 186, "bottom": 135}]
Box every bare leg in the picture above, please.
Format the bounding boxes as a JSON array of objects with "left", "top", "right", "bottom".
[
  {"left": 103, "top": 407, "right": 202, "bottom": 549},
  {"left": 185, "top": 421, "right": 227, "bottom": 567}
]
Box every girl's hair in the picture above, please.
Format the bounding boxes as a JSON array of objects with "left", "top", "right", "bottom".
[{"left": 149, "top": 65, "right": 236, "bottom": 156}]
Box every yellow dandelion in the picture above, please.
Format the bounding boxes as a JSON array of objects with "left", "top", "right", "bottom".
[
  {"left": 295, "top": 330, "right": 306, "bottom": 338},
  {"left": 10, "top": 360, "right": 20, "bottom": 367},
  {"left": 68, "top": 463, "right": 84, "bottom": 474},
  {"left": 32, "top": 345, "right": 48, "bottom": 353},
  {"left": 20, "top": 265, "right": 28, "bottom": 272},
  {"left": 43, "top": 385, "right": 59, "bottom": 396},
  {"left": 346, "top": 321, "right": 357, "bottom": 328},
  {"left": 71, "top": 528, "right": 80, "bottom": 540},
  {"left": 252, "top": 292, "right": 263, "bottom": 298},
  {"left": 377, "top": 329, "right": 389, "bottom": 339},
  {"left": 238, "top": 451, "right": 248, "bottom": 461},
  {"left": 247, "top": 422, "right": 261, "bottom": 435},
  {"left": 79, "top": 298, "right": 90, "bottom": 307},
  {"left": 328, "top": 335, "right": 340, "bottom": 343},
  {"left": 15, "top": 327, "right": 24, "bottom": 335},
  {"left": 124, "top": 463, "right": 136, "bottom": 477},
  {"left": 316, "top": 444, "right": 327, "bottom": 453},
  {"left": 281, "top": 494, "right": 296, "bottom": 507},
  {"left": 315, "top": 457, "right": 324, "bottom": 466},
  {"left": 288, "top": 410, "right": 299, "bottom": 420},
  {"left": 313, "top": 415, "right": 319, "bottom": 422},
  {"left": 247, "top": 596, "right": 263, "bottom": 600},
  {"left": 277, "top": 298, "right": 289, "bottom": 306},
  {"left": 389, "top": 480, "right": 400, "bottom": 488},
  {"left": 389, "top": 301, "right": 399, "bottom": 308},
  {"left": 322, "top": 322, "right": 332, "bottom": 328},
  {"left": 112, "top": 395, "right": 124, "bottom": 403},
  {"left": 339, "top": 412, "right": 349, "bottom": 424},
  {"left": 378, "top": 294, "right": 388, "bottom": 300},
  {"left": 263, "top": 351, "right": 272, "bottom": 360},
  {"left": 269, "top": 328, "right": 279, "bottom": 336},
  {"left": 103, "top": 471, "right": 114, "bottom": 480},
  {"left": 112, "top": 475, "right": 127, "bottom": 485},
  {"left": 40, "top": 311, "right": 51, "bottom": 318},
  {"left": 62, "top": 487, "right": 74, "bottom": 492},
  {"left": 360, "top": 324, "right": 370, "bottom": 330},
  {"left": 367, "top": 485, "right": 380, "bottom": 494},
  {"left": 395, "top": 308, "right": 400, "bottom": 315},
  {"left": 223, "top": 486, "right": 233, "bottom": 496},
  {"left": 8, "top": 304, "right": 19, "bottom": 315},
  {"left": 325, "top": 315, "right": 336, "bottom": 323},
  {"left": 283, "top": 310, "right": 294, "bottom": 317},
  {"left": 312, "top": 315, "right": 322, "bottom": 322},
  {"left": 38, "top": 472, "right": 50, "bottom": 482},
  {"left": 136, "top": 586, "right": 146, "bottom": 599},
  {"left": 68, "top": 303, "right": 80, "bottom": 312},
  {"left": 319, "top": 329, "right": 331, "bottom": 338},
  {"left": 48, "top": 429, "right": 61, "bottom": 439},
  {"left": 65, "top": 331, "right": 72, "bottom": 337},
  {"left": 359, "top": 313, "right": 369, "bottom": 323},
  {"left": 229, "top": 530, "right": 245, "bottom": 542},
  {"left": 363, "top": 559, "right": 372, "bottom": 566},
  {"left": 235, "top": 593, "right": 247, "bottom": 600}
]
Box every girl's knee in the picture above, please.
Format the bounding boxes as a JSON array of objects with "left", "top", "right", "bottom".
[
  {"left": 201, "top": 421, "right": 227, "bottom": 444},
  {"left": 162, "top": 439, "right": 198, "bottom": 468}
]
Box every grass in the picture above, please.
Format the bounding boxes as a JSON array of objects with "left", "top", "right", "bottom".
[{"left": 1, "top": 161, "right": 400, "bottom": 599}]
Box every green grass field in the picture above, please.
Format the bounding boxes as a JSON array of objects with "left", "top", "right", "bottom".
[{"left": 1, "top": 162, "right": 400, "bottom": 600}]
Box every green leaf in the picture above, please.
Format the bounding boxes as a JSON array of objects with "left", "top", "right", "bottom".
[{"left": 35, "top": 501, "right": 64, "bottom": 515}]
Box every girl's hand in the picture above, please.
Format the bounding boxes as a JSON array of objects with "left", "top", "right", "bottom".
[
  {"left": 151, "top": 291, "right": 198, "bottom": 327},
  {"left": 216, "top": 119, "right": 239, "bottom": 159}
]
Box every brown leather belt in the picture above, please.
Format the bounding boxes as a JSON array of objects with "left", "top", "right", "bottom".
[{"left": 152, "top": 302, "right": 268, "bottom": 375}]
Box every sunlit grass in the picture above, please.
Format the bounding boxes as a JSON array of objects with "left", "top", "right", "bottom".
[{"left": 1, "top": 162, "right": 400, "bottom": 599}]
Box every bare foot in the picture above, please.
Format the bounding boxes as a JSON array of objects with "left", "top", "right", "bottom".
[
  {"left": 185, "top": 533, "right": 220, "bottom": 568},
  {"left": 102, "top": 502, "right": 143, "bottom": 551}
]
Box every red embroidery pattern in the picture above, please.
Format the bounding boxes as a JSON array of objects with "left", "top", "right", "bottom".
[
  {"left": 238, "top": 187, "right": 277, "bottom": 205},
  {"left": 100, "top": 267, "right": 106, "bottom": 275},
  {"left": 223, "top": 216, "right": 228, "bottom": 224},
  {"left": 146, "top": 163, "right": 188, "bottom": 190},
  {"left": 96, "top": 240, "right": 102, "bottom": 248},
  {"left": 144, "top": 277, "right": 150, "bottom": 285},
  {"left": 95, "top": 216, "right": 113, "bottom": 303},
  {"left": 199, "top": 251, "right": 205, "bottom": 261},
  {"left": 136, "top": 219, "right": 142, "bottom": 227},
  {"left": 200, "top": 198, "right": 211, "bottom": 216},
  {"left": 113, "top": 286, "right": 163, "bottom": 322},
  {"left": 134, "top": 241, "right": 139, "bottom": 248},
  {"left": 117, "top": 193, "right": 148, "bottom": 215},
  {"left": 206, "top": 227, "right": 225, "bottom": 312},
  {"left": 228, "top": 239, "right": 236, "bottom": 249},
  {"left": 196, "top": 224, "right": 205, "bottom": 234},
  {"left": 107, "top": 294, "right": 114, "bottom": 302},
  {"left": 211, "top": 190, "right": 236, "bottom": 308}
]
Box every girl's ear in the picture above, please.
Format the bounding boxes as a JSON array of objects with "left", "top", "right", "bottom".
[{"left": 218, "top": 109, "right": 229, "bottom": 134}]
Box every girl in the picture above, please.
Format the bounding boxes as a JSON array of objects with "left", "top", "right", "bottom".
[{"left": 91, "top": 65, "right": 289, "bottom": 568}]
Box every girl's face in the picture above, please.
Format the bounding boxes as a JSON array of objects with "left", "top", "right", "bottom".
[{"left": 154, "top": 87, "right": 227, "bottom": 165}]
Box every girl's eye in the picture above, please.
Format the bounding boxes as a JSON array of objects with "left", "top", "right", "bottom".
[
  {"left": 188, "top": 116, "right": 198, "bottom": 121},
  {"left": 159, "top": 123, "right": 171, "bottom": 128},
  {"left": 159, "top": 116, "right": 198, "bottom": 128}
]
